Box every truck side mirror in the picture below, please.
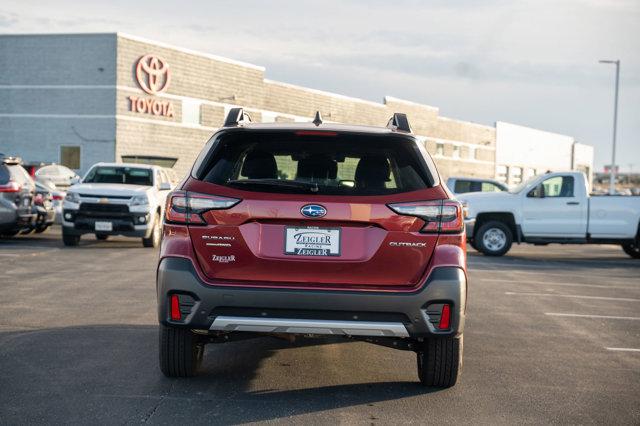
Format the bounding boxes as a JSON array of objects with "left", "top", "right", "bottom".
[
  {"left": 527, "top": 185, "right": 544, "bottom": 198},
  {"left": 69, "top": 176, "right": 81, "bottom": 185}
]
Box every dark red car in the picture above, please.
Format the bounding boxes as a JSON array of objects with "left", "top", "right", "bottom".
[{"left": 157, "top": 110, "right": 467, "bottom": 388}]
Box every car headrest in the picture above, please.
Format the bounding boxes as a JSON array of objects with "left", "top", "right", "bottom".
[
  {"left": 296, "top": 155, "right": 337, "bottom": 180},
  {"left": 355, "top": 155, "right": 390, "bottom": 189},
  {"left": 241, "top": 151, "right": 278, "bottom": 179}
]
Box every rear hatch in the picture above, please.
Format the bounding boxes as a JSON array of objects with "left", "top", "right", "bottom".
[{"left": 179, "top": 129, "right": 448, "bottom": 289}]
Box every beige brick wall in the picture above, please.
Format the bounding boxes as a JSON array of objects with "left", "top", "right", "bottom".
[
  {"left": 115, "top": 34, "right": 497, "bottom": 180},
  {"left": 200, "top": 104, "right": 225, "bottom": 128},
  {"left": 115, "top": 120, "right": 212, "bottom": 177}
]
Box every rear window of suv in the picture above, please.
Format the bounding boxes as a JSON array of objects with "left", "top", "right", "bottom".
[{"left": 194, "top": 131, "right": 435, "bottom": 195}]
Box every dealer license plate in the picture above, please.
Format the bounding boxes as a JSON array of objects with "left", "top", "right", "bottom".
[
  {"left": 285, "top": 227, "right": 341, "bottom": 257},
  {"left": 95, "top": 221, "right": 113, "bottom": 232}
]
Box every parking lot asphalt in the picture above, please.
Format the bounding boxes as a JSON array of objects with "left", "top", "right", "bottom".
[{"left": 1, "top": 226, "right": 639, "bottom": 425}]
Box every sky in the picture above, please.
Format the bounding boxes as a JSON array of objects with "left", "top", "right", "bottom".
[{"left": 1, "top": 0, "right": 638, "bottom": 172}]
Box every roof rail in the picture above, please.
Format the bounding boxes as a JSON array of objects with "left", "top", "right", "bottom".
[
  {"left": 223, "top": 107, "right": 252, "bottom": 127},
  {"left": 386, "top": 113, "right": 412, "bottom": 133}
]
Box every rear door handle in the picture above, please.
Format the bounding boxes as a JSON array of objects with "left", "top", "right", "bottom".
[{"left": 566, "top": 201, "right": 580, "bottom": 205}]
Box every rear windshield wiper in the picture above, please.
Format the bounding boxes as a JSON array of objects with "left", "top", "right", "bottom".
[{"left": 226, "top": 179, "right": 320, "bottom": 192}]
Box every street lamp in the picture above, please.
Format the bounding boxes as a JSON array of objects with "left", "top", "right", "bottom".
[{"left": 599, "top": 59, "right": 620, "bottom": 195}]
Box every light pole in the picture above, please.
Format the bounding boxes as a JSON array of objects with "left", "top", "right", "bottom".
[{"left": 599, "top": 59, "right": 620, "bottom": 195}]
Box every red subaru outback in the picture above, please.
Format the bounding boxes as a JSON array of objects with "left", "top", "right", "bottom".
[{"left": 157, "top": 109, "right": 467, "bottom": 387}]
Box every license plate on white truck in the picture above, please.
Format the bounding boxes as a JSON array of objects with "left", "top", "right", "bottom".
[{"left": 95, "top": 221, "right": 113, "bottom": 232}]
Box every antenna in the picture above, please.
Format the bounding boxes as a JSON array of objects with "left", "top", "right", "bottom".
[{"left": 312, "top": 111, "right": 323, "bottom": 126}]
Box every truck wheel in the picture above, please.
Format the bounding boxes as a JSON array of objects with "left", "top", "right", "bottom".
[
  {"left": 96, "top": 234, "right": 109, "bottom": 241},
  {"left": 159, "top": 324, "right": 204, "bottom": 377},
  {"left": 417, "top": 335, "right": 463, "bottom": 388},
  {"left": 622, "top": 241, "right": 640, "bottom": 259},
  {"left": 142, "top": 213, "right": 161, "bottom": 248},
  {"left": 62, "top": 229, "right": 80, "bottom": 246},
  {"left": 475, "top": 221, "right": 512, "bottom": 256}
]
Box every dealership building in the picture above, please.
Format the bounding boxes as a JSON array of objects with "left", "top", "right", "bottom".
[{"left": 0, "top": 33, "right": 593, "bottom": 184}]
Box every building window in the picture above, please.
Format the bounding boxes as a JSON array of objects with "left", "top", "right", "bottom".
[
  {"left": 435, "top": 143, "right": 444, "bottom": 156},
  {"left": 511, "top": 167, "right": 523, "bottom": 184},
  {"left": 496, "top": 165, "right": 508, "bottom": 182},
  {"left": 60, "top": 146, "right": 81, "bottom": 170},
  {"left": 182, "top": 99, "right": 201, "bottom": 125},
  {"left": 261, "top": 112, "right": 277, "bottom": 123},
  {"left": 452, "top": 145, "right": 460, "bottom": 159},
  {"left": 468, "top": 146, "right": 477, "bottom": 160}
]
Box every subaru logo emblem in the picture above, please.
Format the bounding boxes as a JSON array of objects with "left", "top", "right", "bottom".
[{"left": 300, "top": 204, "right": 327, "bottom": 218}]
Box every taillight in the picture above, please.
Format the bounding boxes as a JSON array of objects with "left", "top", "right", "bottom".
[
  {"left": 388, "top": 200, "right": 464, "bottom": 234},
  {"left": 52, "top": 194, "right": 64, "bottom": 201},
  {"left": 0, "top": 181, "right": 21, "bottom": 193},
  {"left": 165, "top": 190, "right": 240, "bottom": 225}
]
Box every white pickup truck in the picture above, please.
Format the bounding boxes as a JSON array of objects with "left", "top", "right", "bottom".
[
  {"left": 458, "top": 171, "right": 640, "bottom": 258},
  {"left": 61, "top": 163, "right": 173, "bottom": 248}
]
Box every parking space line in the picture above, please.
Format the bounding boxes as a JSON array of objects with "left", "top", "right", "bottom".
[
  {"left": 473, "top": 269, "right": 638, "bottom": 281},
  {"left": 505, "top": 292, "right": 640, "bottom": 302},
  {"left": 545, "top": 313, "right": 640, "bottom": 320},
  {"left": 479, "top": 278, "right": 633, "bottom": 289},
  {"left": 606, "top": 348, "right": 640, "bottom": 352}
]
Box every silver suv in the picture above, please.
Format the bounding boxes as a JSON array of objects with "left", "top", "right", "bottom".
[{"left": 0, "top": 156, "right": 36, "bottom": 237}]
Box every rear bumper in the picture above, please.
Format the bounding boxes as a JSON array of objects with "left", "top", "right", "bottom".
[{"left": 157, "top": 257, "right": 467, "bottom": 339}]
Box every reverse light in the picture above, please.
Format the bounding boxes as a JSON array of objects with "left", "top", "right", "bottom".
[
  {"left": 388, "top": 200, "right": 464, "bottom": 234},
  {"left": 0, "top": 181, "right": 21, "bottom": 193},
  {"left": 165, "top": 190, "right": 240, "bottom": 225}
]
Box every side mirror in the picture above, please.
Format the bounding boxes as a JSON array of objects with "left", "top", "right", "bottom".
[
  {"left": 69, "top": 176, "right": 81, "bottom": 185},
  {"left": 527, "top": 185, "right": 544, "bottom": 198},
  {"left": 159, "top": 182, "right": 171, "bottom": 191}
]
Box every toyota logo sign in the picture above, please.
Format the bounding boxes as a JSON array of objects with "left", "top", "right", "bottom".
[{"left": 135, "top": 54, "right": 171, "bottom": 95}]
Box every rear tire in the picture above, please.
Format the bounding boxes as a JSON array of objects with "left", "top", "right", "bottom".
[
  {"left": 622, "top": 241, "right": 640, "bottom": 259},
  {"left": 142, "top": 213, "right": 161, "bottom": 248},
  {"left": 95, "top": 234, "right": 109, "bottom": 241},
  {"left": 159, "top": 324, "right": 204, "bottom": 377},
  {"left": 417, "top": 335, "right": 463, "bottom": 388},
  {"left": 62, "top": 229, "right": 80, "bottom": 246},
  {"left": 475, "top": 221, "right": 513, "bottom": 256}
]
